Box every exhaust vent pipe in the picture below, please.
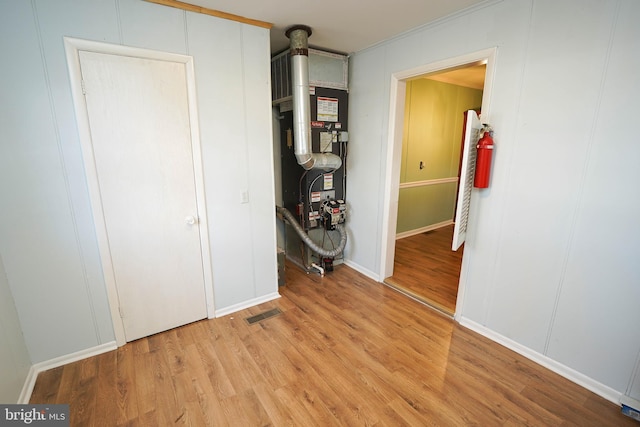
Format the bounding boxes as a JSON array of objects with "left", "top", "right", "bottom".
[{"left": 286, "top": 25, "right": 342, "bottom": 171}]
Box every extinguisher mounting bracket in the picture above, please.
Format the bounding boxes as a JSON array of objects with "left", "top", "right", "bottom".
[
  {"left": 480, "top": 123, "right": 493, "bottom": 136},
  {"left": 481, "top": 124, "right": 494, "bottom": 135}
]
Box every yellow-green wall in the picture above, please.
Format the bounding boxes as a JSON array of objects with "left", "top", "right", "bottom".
[{"left": 397, "top": 79, "right": 482, "bottom": 234}]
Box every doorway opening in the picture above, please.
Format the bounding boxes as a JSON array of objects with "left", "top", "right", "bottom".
[{"left": 379, "top": 48, "right": 496, "bottom": 319}]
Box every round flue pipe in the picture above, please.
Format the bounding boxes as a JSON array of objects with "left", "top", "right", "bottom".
[{"left": 286, "top": 25, "right": 342, "bottom": 171}]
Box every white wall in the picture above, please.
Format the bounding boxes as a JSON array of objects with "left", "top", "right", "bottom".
[
  {"left": 0, "top": 0, "right": 277, "bottom": 364},
  {"left": 347, "top": 0, "right": 640, "bottom": 400},
  {"left": 0, "top": 255, "right": 31, "bottom": 403}
]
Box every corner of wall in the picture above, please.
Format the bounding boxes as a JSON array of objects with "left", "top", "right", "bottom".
[{"left": 0, "top": 254, "right": 32, "bottom": 403}]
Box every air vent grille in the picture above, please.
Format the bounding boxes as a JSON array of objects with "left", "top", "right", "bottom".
[
  {"left": 271, "top": 48, "right": 349, "bottom": 104},
  {"left": 244, "top": 308, "right": 283, "bottom": 325}
]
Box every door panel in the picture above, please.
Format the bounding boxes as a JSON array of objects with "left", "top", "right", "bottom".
[{"left": 79, "top": 51, "right": 207, "bottom": 341}]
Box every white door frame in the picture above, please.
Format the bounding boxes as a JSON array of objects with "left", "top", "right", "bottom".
[
  {"left": 379, "top": 47, "right": 497, "bottom": 321},
  {"left": 64, "top": 37, "right": 215, "bottom": 346}
]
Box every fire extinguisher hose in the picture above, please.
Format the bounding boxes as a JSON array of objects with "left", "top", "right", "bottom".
[{"left": 276, "top": 206, "right": 347, "bottom": 257}]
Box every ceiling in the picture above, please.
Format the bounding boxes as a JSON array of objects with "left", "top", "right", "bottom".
[
  {"left": 422, "top": 64, "right": 486, "bottom": 90},
  {"left": 187, "top": 0, "right": 488, "bottom": 55}
]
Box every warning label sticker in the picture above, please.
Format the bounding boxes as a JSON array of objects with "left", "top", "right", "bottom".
[
  {"left": 317, "top": 97, "right": 338, "bottom": 122},
  {"left": 323, "top": 173, "right": 333, "bottom": 190}
]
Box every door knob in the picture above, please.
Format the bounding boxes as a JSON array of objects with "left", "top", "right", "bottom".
[{"left": 185, "top": 215, "right": 197, "bottom": 225}]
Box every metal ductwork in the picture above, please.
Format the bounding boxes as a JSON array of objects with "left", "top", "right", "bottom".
[
  {"left": 276, "top": 206, "right": 347, "bottom": 258},
  {"left": 286, "top": 25, "right": 342, "bottom": 171}
]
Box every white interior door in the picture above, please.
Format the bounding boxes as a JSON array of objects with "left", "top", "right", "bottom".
[
  {"left": 79, "top": 51, "right": 207, "bottom": 342},
  {"left": 452, "top": 110, "right": 482, "bottom": 251}
]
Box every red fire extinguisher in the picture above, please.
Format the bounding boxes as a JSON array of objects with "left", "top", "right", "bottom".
[{"left": 474, "top": 129, "right": 494, "bottom": 188}]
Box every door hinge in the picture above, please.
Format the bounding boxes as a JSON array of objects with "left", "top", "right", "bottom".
[
  {"left": 81, "top": 79, "right": 86, "bottom": 95},
  {"left": 118, "top": 306, "right": 124, "bottom": 318}
]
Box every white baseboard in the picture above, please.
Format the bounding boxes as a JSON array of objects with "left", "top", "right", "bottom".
[
  {"left": 214, "top": 292, "right": 281, "bottom": 318},
  {"left": 342, "top": 259, "right": 380, "bottom": 282},
  {"left": 18, "top": 366, "right": 38, "bottom": 404},
  {"left": 621, "top": 395, "right": 640, "bottom": 411},
  {"left": 459, "top": 317, "right": 622, "bottom": 405},
  {"left": 19, "top": 341, "right": 117, "bottom": 404},
  {"left": 396, "top": 220, "right": 453, "bottom": 240}
]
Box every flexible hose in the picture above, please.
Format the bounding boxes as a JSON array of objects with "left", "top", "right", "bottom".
[{"left": 276, "top": 206, "right": 347, "bottom": 257}]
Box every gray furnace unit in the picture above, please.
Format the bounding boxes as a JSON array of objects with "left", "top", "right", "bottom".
[{"left": 273, "top": 26, "right": 349, "bottom": 275}]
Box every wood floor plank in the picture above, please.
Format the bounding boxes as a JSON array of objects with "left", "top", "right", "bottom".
[
  {"left": 91, "top": 350, "right": 117, "bottom": 426},
  {"left": 132, "top": 350, "right": 156, "bottom": 416},
  {"left": 576, "top": 394, "right": 636, "bottom": 427},
  {"left": 387, "top": 225, "right": 462, "bottom": 314},
  {"left": 53, "top": 358, "right": 80, "bottom": 406},
  {"left": 70, "top": 357, "right": 99, "bottom": 426},
  {"left": 115, "top": 345, "right": 138, "bottom": 425},
  {"left": 386, "top": 396, "right": 435, "bottom": 426},
  {"left": 282, "top": 327, "right": 381, "bottom": 426},
  {"left": 194, "top": 397, "right": 229, "bottom": 426},
  {"left": 161, "top": 329, "right": 187, "bottom": 376},
  {"left": 252, "top": 381, "right": 298, "bottom": 426},
  {"left": 29, "top": 365, "right": 63, "bottom": 404},
  {"left": 377, "top": 401, "right": 419, "bottom": 427},
  {"left": 28, "top": 260, "right": 636, "bottom": 426},
  {"left": 240, "top": 326, "right": 299, "bottom": 389},
  {"left": 134, "top": 409, "right": 158, "bottom": 426},
  {"left": 202, "top": 335, "right": 256, "bottom": 395},
  {"left": 273, "top": 305, "right": 396, "bottom": 419},
  {"left": 176, "top": 400, "right": 208, "bottom": 426},
  {"left": 148, "top": 341, "right": 180, "bottom": 425},
  {"left": 273, "top": 385, "right": 325, "bottom": 427},
  {"left": 191, "top": 336, "right": 237, "bottom": 399},
  {"left": 223, "top": 388, "right": 272, "bottom": 426},
  {"left": 277, "top": 383, "right": 338, "bottom": 427}
]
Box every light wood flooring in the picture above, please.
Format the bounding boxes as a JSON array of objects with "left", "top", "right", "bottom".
[
  {"left": 385, "top": 225, "right": 462, "bottom": 315},
  {"left": 30, "top": 261, "right": 634, "bottom": 426}
]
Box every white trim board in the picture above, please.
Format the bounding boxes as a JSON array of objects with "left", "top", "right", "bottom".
[
  {"left": 621, "top": 395, "right": 640, "bottom": 412},
  {"left": 460, "top": 317, "right": 622, "bottom": 405},
  {"left": 396, "top": 220, "right": 454, "bottom": 240},
  {"left": 399, "top": 177, "right": 459, "bottom": 189},
  {"left": 214, "top": 293, "right": 281, "bottom": 318},
  {"left": 380, "top": 46, "right": 497, "bottom": 280},
  {"left": 380, "top": 47, "right": 498, "bottom": 326},
  {"left": 343, "top": 259, "right": 381, "bottom": 283},
  {"left": 18, "top": 341, "right": 117, "bottom": 404}
]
